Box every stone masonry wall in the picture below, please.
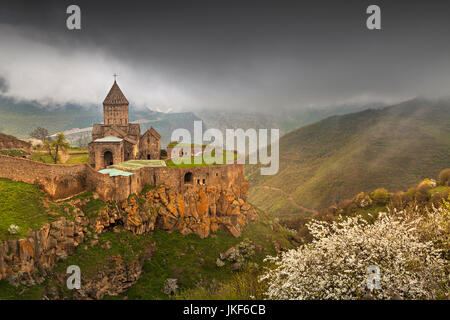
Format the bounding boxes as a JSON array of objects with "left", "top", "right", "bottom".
[
  {"left": 0, "top": 155, "right": 136, "bottom": 201},
  {"left": 0, "top": 155, "right": 246, "bottom": 203}
]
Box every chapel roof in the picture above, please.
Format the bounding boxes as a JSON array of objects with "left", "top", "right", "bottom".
[{"left": 103, "top": 81, "right": 129, "bottom": 105}]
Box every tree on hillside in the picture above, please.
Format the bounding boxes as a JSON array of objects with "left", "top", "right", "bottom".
[
  {"left": 29, "top": 127, "right": 49, "bottom": 142},
  {"left": 43, "top": 132, "right": 70, "bottom": 163}
]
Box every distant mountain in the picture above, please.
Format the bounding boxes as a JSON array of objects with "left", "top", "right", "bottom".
[
  {"left": 196, "top": 103, "right": 385, "bottom": 137},
  {"left": 0, "top": 96, "right": 203, "bottom": 147},
  {"left": 247, "top": 98, "right": 450, "bottom": 217},
  {"left": 0, "top": 96, "right": 102, "bottom": 139},
  {"left": 0, "top": 95, "right": 383, "bottom": 148}
]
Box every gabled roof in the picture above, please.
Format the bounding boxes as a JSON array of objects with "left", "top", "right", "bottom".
[
  {"left": 142, "top": 126, "right": 161, "bottom": 139},
  {"left": 103, "top": 81, "right": 129, "bottom": 105},
  {"left": 109, "top": 126, "right": 138, "bottom": 145},
  {"left": 94, "top": 136, "right": 123, "bottom": 143}
]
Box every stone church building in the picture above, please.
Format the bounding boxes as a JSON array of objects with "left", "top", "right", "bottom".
[{"left": 88, "top": 80, "right": 161, "bottom": 169}]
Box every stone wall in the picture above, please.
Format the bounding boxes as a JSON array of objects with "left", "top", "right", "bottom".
[
  {"left": 0, "top": 155, "right": 88, "bottom": 200},
  {"left": 0, "top": 155, "right": 138, "bottom": 201},
  {"left": 88, "top": 140, "right": 124, "bottom": 170},
  {"left": 138, "top": 130, "right": 161, "bottom": 160},
  {"left": 0, "top": 155, "right": 245, "bottom": 203}
]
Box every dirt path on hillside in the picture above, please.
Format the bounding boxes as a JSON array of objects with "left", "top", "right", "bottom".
[{"left": 253, "top": 185, "right": 318, "bottom": 214}]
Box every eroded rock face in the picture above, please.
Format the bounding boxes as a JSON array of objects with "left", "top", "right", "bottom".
[
  {"left": 50, "top": 245, "right": 155, "bottom": 300},
  {"left": 95, "top": 184, "right": 258, "bottom": 239},
  {"left": 0, "top": 183, "right": 256, "bottom": 291},
  {"left": 0, "top": 217, "right": 85, "bottom": 285}
]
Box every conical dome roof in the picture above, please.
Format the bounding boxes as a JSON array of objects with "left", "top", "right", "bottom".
[{"left": 103, "top": 81, "right": 129, "bottom": 105}]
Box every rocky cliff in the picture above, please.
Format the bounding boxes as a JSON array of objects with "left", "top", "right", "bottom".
[
  {"left": 0, "top": 182, "right": 257, "bottom": 298},
  {"left": 95, "top": 183, "right": 258, "bottom": 239}
]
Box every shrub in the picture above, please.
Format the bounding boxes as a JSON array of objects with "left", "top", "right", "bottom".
[
  {"left": 416, "top": 180, "right": 433, "bottom": 203},
  {"left": 370, "top": 188, "right": 390, "bottom": 206},
  {"left": 336, "top": 199, "right": 358, "bottom": 215},
  {"left": 353, "top": 192, "right": 372, "bottom": 208},
  {"left": 405, "top": 187, "right": 417, "bottom": 202},
  {"left": 178, "top": 264, "right": 267, "bottom": 300},
  {"left": 438, "top": 169, "right": 450, "bottom": 186},
  {"left": 261, "top": 209, "right": 448, "bottom": 300},
  {"left": 390, "top": 191, "right": 406, "bottom": 209}
]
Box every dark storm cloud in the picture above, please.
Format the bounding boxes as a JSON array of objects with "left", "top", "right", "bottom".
[{"left": 1, "top": 0, "right": 450, "bottom": 112}]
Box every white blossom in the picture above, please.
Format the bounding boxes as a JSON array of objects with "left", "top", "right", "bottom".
[{"left": 261, "top": 207, "right": 449, "bottom": 300}]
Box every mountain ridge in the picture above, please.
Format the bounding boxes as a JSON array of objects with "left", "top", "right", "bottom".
[{"left": 247, "top": 98, "right": 450, "bottom": 216}]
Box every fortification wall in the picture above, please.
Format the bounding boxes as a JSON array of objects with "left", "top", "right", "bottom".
[
  {"left": 0, "top": 155, "right": 88, "bottom": 199},
  {"left": 139, "top": 164, "right": 245, "bottom": 193},
  {"left": 0, "top": 155, "right": 245, "bottom": 202}
]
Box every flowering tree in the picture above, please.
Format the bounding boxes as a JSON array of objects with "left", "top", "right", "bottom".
[{"left": 261, "top": 207, "right": 449, "bottom": 300}]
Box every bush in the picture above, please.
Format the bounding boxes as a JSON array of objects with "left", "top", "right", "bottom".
[
  {"left": 416, "top": 180, "right": 433, "bottom": 203},
  {"left": 438, "top": 169, "right": 450, "bottom": 186},
  {"left": 390, "top": 191, "right": 406, "bottom": 209},
  {"left": 177, "top": 264, "right": 266, "bottom": 300},
  {"left": 353, "top": 192, "right": 372, "bottom": 208},
  {"left": 336, "top": 199, "right": 358, "bottom": 215},
  {"left": 261, "top": 209, "right": 448, "bottom": 300},
  {"left": 405, "top": 187, "right": 417, "bottom": 202},
  {"left": 370, "top": 188, "right": 390, "bottom": 206}
]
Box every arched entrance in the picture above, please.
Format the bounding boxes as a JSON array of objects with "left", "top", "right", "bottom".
[
  {"left": 147, "top": 154, "right": 151, "bottom": 160},
  {"left": 184, "top": 172, "right": 193, "bottom": 184},
  {"left": 104, "top": 151, "right": 113, "bottom": 167}
]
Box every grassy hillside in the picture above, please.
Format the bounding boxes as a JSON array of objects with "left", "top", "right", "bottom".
[
  {"left": 247, "top": 98, "right": 450, "bottom": 217},
  {"left": 196, "top": 103, "right": 384, "bottom": 138},
  {"left": 0, "top": 180, "right": 295, "bottom": 300},
  {"left": 0, "top": 178, "right": 59, "bottom": 240}
]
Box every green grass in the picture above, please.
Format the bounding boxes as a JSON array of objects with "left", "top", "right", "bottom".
[
  {"left": 107, "top": 209, "right": 293, "bottom": 300},
  {"left": 55, "top": 230, "right": 154, "bottom": 278},
  {"left": 0, "top": 279, "right": 48, "bottom": 300},
  {"left": 0, "top": 196, "right": 294, "bottom": 300},
  {"left": 0, "top": 149, "right": 29, "bottom": 157},
  {"left": 430, "top": 186, "right": 450, "bottom": 196},
  {"left": 31, "top": 151, "right": 55, "bottom": 164},
  {"left": 81, "top": 198, "right": 107, "bottom": 219},
  {"left": 66, "top": 152, "right": 89, "bottom": 164},
  {"left": 0, "top": 178, "right": 57, "bottom": 240},
  {"left": 167, "top": 142, "right": 208, "bottom": 147},
  {"left": 0, "top": 178, "right": 294, "bottom": 300},
  {"left": 166, "top": 151, "right": 238, "bottom": 168}
]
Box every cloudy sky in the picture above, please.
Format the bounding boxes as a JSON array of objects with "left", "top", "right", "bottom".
[{"left": 1, "top": 0, "right": 450, "bottom": 113}]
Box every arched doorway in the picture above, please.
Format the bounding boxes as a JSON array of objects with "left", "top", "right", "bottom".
[
  {"left": 147, "top": 154, "right": 151, "bottom": 160},
  {"left": 184, "top": 172, "right": 193, "bottom": 184},
  {"left": 104, "top": 151, "right": 113, "bottom": 167}
]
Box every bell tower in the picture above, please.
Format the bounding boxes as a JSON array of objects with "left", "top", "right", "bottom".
[{"left": 103, "top": 78, "right": 129, "bottom": 126}]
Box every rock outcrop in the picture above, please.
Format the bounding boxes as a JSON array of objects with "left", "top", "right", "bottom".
[
  {"left": 0, "top": 183, "right": 257, "bottom": 290},
  {"left": 94, "top": 184, "right": 258, "bottom": 239},
  {"left": 0, "top": 216, "right": 85, "bottom": 285}
]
